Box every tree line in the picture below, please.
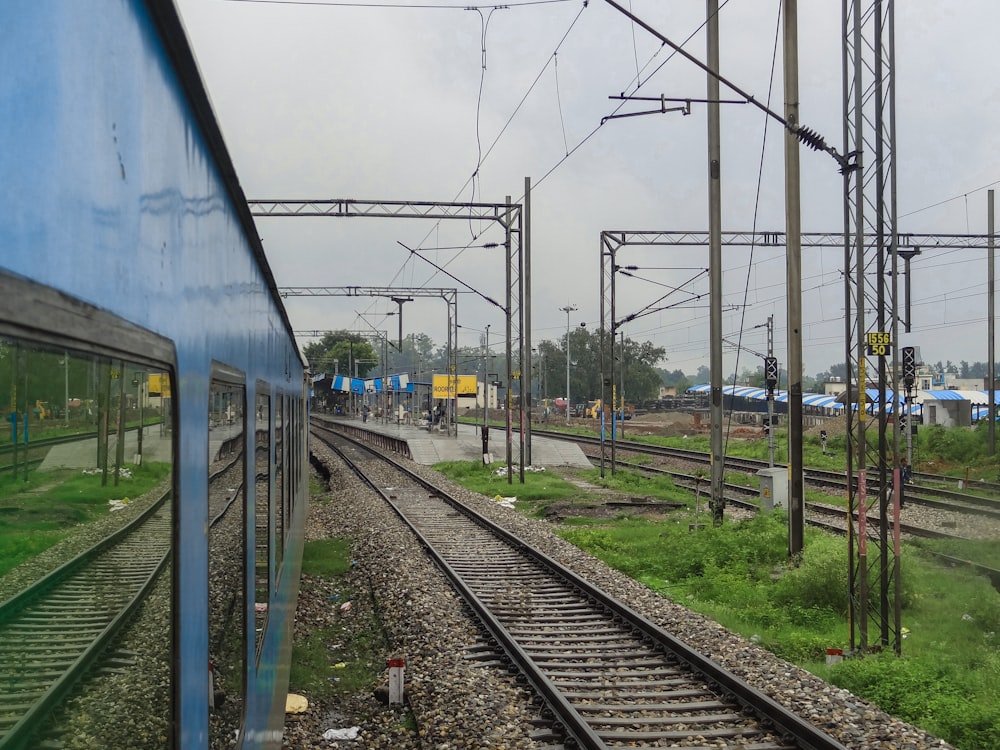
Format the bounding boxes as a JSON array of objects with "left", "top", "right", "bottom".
[
  {"left": 304, "top": 330, "right": 1000, "bottom": 404},
  {"left": 303, "top": 328, "right": 667, "bottom": 404}
]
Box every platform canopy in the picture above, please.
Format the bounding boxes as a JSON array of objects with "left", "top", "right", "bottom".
[
  {"left": 686, "top": 384, "right": 843, "bottom": 410},
  {"left": 687, "top": 384, "right": 1000, "bottom": 415}
]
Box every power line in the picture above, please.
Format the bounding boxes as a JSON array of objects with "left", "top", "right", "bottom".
[
  {"left": 224, "top": 0, "right": 573, "bottom": 8},
  {"left": 898, "top": 178, "right": 1000, "bottom": 219}
]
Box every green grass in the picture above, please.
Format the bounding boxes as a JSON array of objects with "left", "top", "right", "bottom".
[
  {"left": 309, "top": 474, "right": 330, "bottom": 502},
  {"left": 301, "top": 538, "right": 353, "bottom": 578},
  {"left": 575, "top": 466, "right": 695, "bottom": 505},
  {"left": 289, "top": 538, "right": 384, "bottom": 701},
  {"left": 912, "top": 537, "right": 1000, "bottom": 570},
  {"left": 434, "top": 460, "right": 582, "bottom": 517},
  {"left": 0, "top": 417, "right": 164, "bottom": 447},
  {"left": 0, "top": 461, "right": 172, "bottom": 577},
  {"left": 554, "top": 509, "right": 1000, "bottom": 750}
]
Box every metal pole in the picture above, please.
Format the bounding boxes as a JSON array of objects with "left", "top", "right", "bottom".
[
  {"left": 990, "top": 190, "right": 996, "bottom": 455},
  {"left": 447, "top": 301, "right": 454, "bottom": 435},
  {"left": 114, "top": 362, "right": 126, "bottom": 486},
  {"left": 783, "top": 0, "right": 804, "bottom": 556},
  {"left": 63, "top": 352, "right": 69, "bottom": 428},
  {"left": 524, "top": 176, "right": 533, "bottom": 467},
  {"left": 505, "top": 196, "right": 513, "bottom": 483},
  {"left": 484, "top": 324, "right": 490, "bottom": 460},
  {"left": 137, "top": 374, "right": 144, "bottom": 462},
  {"left": 767, "top": 316, "right": 775, "bottom": 467},
  {"left": 561, "top": 305, "right": 577, "bottom": 426},
  {"left": 619, "top": 330, "right": 625, "bottom": 438},
  {"left": 706, "top": 0, "right": 725, "bottom": 525}
]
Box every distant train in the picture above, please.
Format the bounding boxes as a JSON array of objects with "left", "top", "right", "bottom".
[{"left": 1, "top": 3, "right": 307, "bottom": 749}]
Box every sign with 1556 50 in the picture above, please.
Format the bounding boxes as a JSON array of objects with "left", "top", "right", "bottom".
[{"left": 866, "top": 331, "right": 891, "bottom": 356}]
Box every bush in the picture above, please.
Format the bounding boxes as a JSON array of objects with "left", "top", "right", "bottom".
[
  {"left": 920, "top": 424, "right": 984, "bottom": 463},
  {"left": 772, "top": 535, "right": 850, "bottom": 615},
  {"left": 831, "top": 654, "right": 1000, "bottom": 750},
  {"left": 832, "top": 653, "right": 953, "bottom": 720},
  {"left": 768, "top": 629, "right": 833, "bottom": 662}
]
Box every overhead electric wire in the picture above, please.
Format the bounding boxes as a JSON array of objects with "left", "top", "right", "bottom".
[
  {"left": 468, "top": 4, "right": 506, "bottom": 239},
  {"left": 599, "top": 0, "right": 849, "bottom": 171},
  {"left": 616, "top": 269, "right": 709, "bottom": 328},
  {"left": 224, "top": 0, "right": 573, "bottom": 8},
  {"left": 397, "top": 241, "right": 506, "bottom": 311},
  {"left": 730, "top": 0, "right": 782, "bottom": 378},
  {"left": 388, "top": 0, "right": 590, "bottom": 292},
  {"left": 898, "top": 178, "right": 1000, "bottom": 219},
  {"left": 554, "top": 52, "right": 570, "bottom": 155},
  {"left": 533, "top": 10, "right": 714, "bottom": 190}
]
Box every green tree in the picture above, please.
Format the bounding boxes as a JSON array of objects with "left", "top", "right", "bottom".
[
  {"left": 303, "top": 331, "right": 377, "bottom": 378},
  {"left": 617, "top": 337, "right": 666, "bottom": 401}
]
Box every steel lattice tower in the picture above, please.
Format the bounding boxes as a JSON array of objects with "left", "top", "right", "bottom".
[{"left": 842, "top": 0, "right": 902, "bottom": 653}]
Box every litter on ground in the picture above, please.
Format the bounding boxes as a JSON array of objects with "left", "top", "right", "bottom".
[{"left": 322, "top": 727, "right": 361, "bottom": 740}]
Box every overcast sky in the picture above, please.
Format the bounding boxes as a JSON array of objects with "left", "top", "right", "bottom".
[{"left": 175, "top": 0, "right": 1000, "bottom": 380}]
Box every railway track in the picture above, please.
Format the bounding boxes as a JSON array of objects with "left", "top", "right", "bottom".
[
  {"left": 529, "top": 427, "right": 1000, "bottom": 519},
  {"left": 0, "top": 491, "right": 172, "bottom": 749},
  {"left": 313, "top": 423, "right": 847, "bottom": 750}
]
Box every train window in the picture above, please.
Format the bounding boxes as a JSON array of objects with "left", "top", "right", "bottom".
[
  {"left": 0, "top": 334, "right": 174, "bottom": 749},
  {"left": 208, "top": 368, "right": 246, "bottom": 747},
  {"left": 274, "top": 396, "right": 284, "bottom": 570},
  {"left": 253, "top": 388, "right": 270, "bottom": 659}
]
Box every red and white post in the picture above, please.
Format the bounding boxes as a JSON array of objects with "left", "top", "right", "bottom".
[{"left": 388, "top": 658, "right": 405, "bottom": 705}]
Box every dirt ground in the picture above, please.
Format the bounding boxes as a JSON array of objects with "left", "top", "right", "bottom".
[{"left": 556, "top": 410, "right": 846, "bottom": 441}]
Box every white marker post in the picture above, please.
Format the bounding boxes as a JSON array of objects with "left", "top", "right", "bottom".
[{"left": 388, "top": 658, "right": 405, "bottom": 704}]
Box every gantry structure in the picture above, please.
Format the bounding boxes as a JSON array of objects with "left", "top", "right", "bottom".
[{"left": 249, "top": 196, "right": 532, "bottom": 480}]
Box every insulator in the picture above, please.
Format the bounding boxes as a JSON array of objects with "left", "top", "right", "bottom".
[{"left": 796, "top": 125, "right": 827, "bottom": 152}]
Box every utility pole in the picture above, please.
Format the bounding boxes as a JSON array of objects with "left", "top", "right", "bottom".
[
  {"left": 783, "top": 0, "right": 804, "bottom": 557},
  {"left": 619, "top": 330, "right": 626, "bottom": 438},
  {"left": 897, "top": 248, "right": 920, "bottom": 332},
  {"left": 765, "top": 315, "right": 776, "bottom": 467},
  {"left": 524, "top": 176, "right": 533, "bottom": 467},
  {"left": 990, "top": 190, "right": 996, "bottom": 455},
  {"left": 561, "top": 305, "right": 577, "bottom": 426},
  {"left": 390, "top": 297, "right": 412, "bottom": 353},
  {"left": 706, "top": 0, "right": 725, "bottom": 526}
]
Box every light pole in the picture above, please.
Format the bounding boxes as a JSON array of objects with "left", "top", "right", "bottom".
[
  {"left": 561, "top": 305, "right": 577, "bottom": 425},
  {"left": 483, "top": 324, "right": 491, "bottom": 461},
  {"left": 62, "top": 352, "right": 69, "bottom": 427},
  {"left": 131, "top": 371, "right": 144, "bottom": 463}
]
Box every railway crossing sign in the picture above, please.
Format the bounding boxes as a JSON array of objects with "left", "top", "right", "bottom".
[{"left": 866, "top": 331, "right": 891, "bottom": 357}]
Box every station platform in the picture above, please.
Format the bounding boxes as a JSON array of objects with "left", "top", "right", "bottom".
[{"left": 315, "top": 415, "right": 591, "bottom": 469}]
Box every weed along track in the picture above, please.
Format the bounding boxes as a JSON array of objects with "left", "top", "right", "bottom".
[{"left": 312, "top": 425, "right": 848, "bottom": 750}]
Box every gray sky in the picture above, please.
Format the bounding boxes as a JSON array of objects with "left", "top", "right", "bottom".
[{"left": 175, "top": 0, "right": 1000, "bottom": 380}]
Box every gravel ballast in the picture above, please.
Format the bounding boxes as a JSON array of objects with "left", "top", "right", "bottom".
[{"left": 287, "top": 441, "right": 956, "bottom": 749}]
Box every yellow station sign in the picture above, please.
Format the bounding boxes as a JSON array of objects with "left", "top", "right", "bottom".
[{"left": 432, "top": 374, "right": 478, "bottom": 399}]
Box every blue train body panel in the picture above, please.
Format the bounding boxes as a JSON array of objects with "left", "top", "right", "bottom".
[{"left": 1, "top": 3, "right": 307, "bottom": 748}]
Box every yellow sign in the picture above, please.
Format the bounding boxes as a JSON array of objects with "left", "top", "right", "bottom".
[
  {"left": 148, "top": 373, "right": 172, "bottom": 398},
  {"left": 866, "top": 331, "right": 890, "bottom": 357},
  {"left": 432, "top": 374, "right": 478, "bottom": 398}
]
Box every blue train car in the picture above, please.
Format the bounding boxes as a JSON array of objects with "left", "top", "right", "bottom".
[{"left": 1, "top": 2, "right": 307, "bottom": 748}]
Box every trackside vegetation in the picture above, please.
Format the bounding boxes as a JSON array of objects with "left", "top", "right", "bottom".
[
  {"left": 0, "top": 461, "right": 172, "bottom": 578},
  {"left": 289, "top": 537, "right": 380, "bottom": 699},
  {"left": 435, "top": 423, "right": 1000, "bottom": 750}
]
